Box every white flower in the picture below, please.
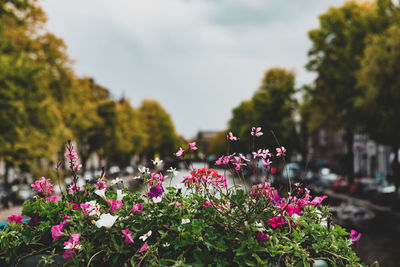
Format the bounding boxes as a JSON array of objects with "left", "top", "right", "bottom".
[
  {"left": 88, "top": 203, "right": 101, "bottom": 216},
  {"left": 139, "top": 230, "right": 152, "bottom": 241},
  {"left": 292, "top": 214, "right": 301, "bottom": 221},
  {"left": 163, "top": 242, "right": 170, "bottom": 247},
  {"left": 152, "top": 157, "right": 163, "bottom": 166},
  {"left": 95, "top": 213, "right": 118, "bottom": 229},
  {"left": 94, "top": 188, "right": 107, "bottom": 199},
  {"left": 110, "top": 177, "right": 122, "bottom": 186},
  {"left": 82, "top": 200, "right": 101, "bottom": 216},
  {"left": 64, "top": 242, "right": 74, "bottom": 250},
  {"left": 182, "top": 218, "right": 191, "bottom": 224},
  {"left": 255, "top": 221, "right": 264, "bottom": 232},
  {"left": 117, "top": 189, "right": 127, "bottom": 201},
  {"left": 152, "top": 196, "right": 162, "bottom": 203},
  {"left": 175, "top": 183, "right": 184, "bottom": 190},
  {"left": 167, "top": 167, "right": 179, "bottom": 176},
  {"left": 138, "top": 167, "right": 150, "bottom": 175}
]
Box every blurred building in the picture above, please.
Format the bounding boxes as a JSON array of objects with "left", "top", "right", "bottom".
[{"left": 307, "top": 129, "right": 392, "bottom": 179}]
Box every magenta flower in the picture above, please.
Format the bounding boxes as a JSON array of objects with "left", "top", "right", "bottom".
[
  {"left": 233, "top": 156, "right": 247, "bottom": 171},
  {"left": 94, "top": 177, "right": 107, "bottom": 189},
  {"left": 51, "top": 223, "right": 65, "bottom": 241},
  {"left": 63, "top": 233, "right": 81, "bottom": 259},
  {"left": 252, "top": 149, "right": 263, "bottom": 159},
  {"left": 122, "top": 228, "right": 134, "bottom": 244},
  {"left": 350, "top": 229, "right": 362, "bottom": 245},
  {"left": 62, "top": 216, "right": 71, "bottom": 226},
  {"left": 106, "top": 199, "right": 124, "bottom": 213},
  {"left": 251, "top": 127, "right": 263, "bottom": 137},
  {"left": 148, "top": 183, "right": 164, "bottom": 198},
  {"left": 276, "top": 146, "right": 286, "bottom": 157},
  {"left": 268, "top": 216, "right": 285, "bottom": 228},
  {"left": 189, "top": 142, "right": 198, "bottom": 151},
  {"left": 203, "top": 201, "right": 212, "bottom": 207},
  {"left": 8, "top": 214, "right": 23, "bottom": 224},
  {"left": 175, "top": 147, "right": 186, "bottom": 157},
  {"left": 138, "top": 242, "right": 148, "bottom": 253},
  {"left": 227, "top": 132, "right": 238, "bottom": 141},
  {"left": 215, "top": 155, "right": 224, "bottom": 165},
  {"left": 310, "top": 195, "right": 328, "bottom": 208},
  {"left": 31, "top": 177, "right": 54, "bottom": 196},
  {"left": 131, "top": 202, "right": 143, "bottom": 214},
  {"left": 66, "top": 202, "right": 79, "bottom": 210},
  {"left": 46, "top": 195, "right": 59, "bottom": 202},
  {"left": 255, "top": 231, "right": 269, "bottom": 242}
]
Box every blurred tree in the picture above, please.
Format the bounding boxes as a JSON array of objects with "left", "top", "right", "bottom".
[
  {"left": 207, "top": 130, "right": 229, "bottom": 156},
  {"left": 229, "top": 68, "right": 299, "bottom": 157},
  {"left": 306, "top": 0, "right": 394, "bottom": 182},
  {"left": 356, "top": 24, "right": 400, "bottom": 195},
  {"left": 138, "top": 100, "right": 180, "bottom": 159},
  {"left": 252, "top": 68, "right": 299, "bottom": 155}
]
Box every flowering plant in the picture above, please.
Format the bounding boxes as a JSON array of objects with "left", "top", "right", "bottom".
[{"left": 0, "top": 130, "right": 367, "bottom": 266}]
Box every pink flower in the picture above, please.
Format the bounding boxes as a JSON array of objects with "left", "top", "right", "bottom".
[
  {"left": 175, "top": 147, "right": 186, "bottom": 157},
  {"left": 227, "top": 132, "right": 238, "bottom": 141},
  {"left": 138, "top": 242, "right": 148, "bottom": 253},
  {"left": 131, "top": 202, "right": 143, "bottom": 214},
  {"left": 268, "top": 216, "right": 285, "bottom": 228},
  {"left": 262, "top": 158, "right": 272, "bottom": 167},
  {"left": 51, "top": 223, "right": 65, "bottom": 241},
  {"left": 262, "top": 149, "right": 272, "bottom": 158},
  {"left": 122, "top": 228, "right": 134, "bottom": 244},
  {"left": 64, "top": 144, "right": 82, "bottom": 172},
  {"left": 46, "top": 195, "right": 59, "bottom": 202},
  {"left": 62, "top": 233, "right": 81, "bottom": 259},
  {"left": 255, "top": 231, "right": 269, "bottom": 242},
  {"left": 252, "top": 149, "right": 263, "bottom": 159},
  {"left": 66, "top": 202, "right": 79, "bottom": 210},
  {"left": 350, "top": 229, "right": 362, "bottom": 245},
  {"left": 67, "top": 184, "right": 81, "bottom": 194},
  {"left": 233, "top": 156, "right": 247, "bottom": 171},
  {"left": 276, "top": 146, "right": 286, "bottom": 157},
  {"left": 251, "top": 127, "right": 263, "bottom": 137},
  {"left": 8, "top": 214, "right": 23, "bottom": 224},
  {"left": 31, "top": 177, "right": 54, "bottom": 196},
  {"left": 310, "top": 195, "right": 328, "bottom": 207},
  {"left": 94, "top": 177, "right": 107, "bottom": 189},
  {"left": 189, "top": 142, "right": 198, "bottom": 151},
  {"left": 106, "top": 199, "right": 123, "bottom": 213},
  {"left": 215, "top": 155, "right": 224, "bottom": 165},
  {"left": 62, "top": 216, "right": 71, "bottom": 226},
  {"left": 203, "top": 201, "right": 212, "bottom": 207}
]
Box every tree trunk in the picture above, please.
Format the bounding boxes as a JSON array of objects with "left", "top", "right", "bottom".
[
  {"left": 345, "top": 129, "right": 354, "bottom": 184},
  {"left": 392, "top": 146, "right": 400, "bottom": 208},
  {"left": 3, "top": 160, "right": 10, "bottom": 191}
]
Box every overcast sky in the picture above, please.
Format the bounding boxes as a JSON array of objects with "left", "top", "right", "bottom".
[{"left": 41, "top": 0, "right": 346, "bottom": 139}]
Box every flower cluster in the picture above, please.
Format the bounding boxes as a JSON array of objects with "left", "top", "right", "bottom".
[
  {"left": 1, "top": 132, "right": 366, "bottom": 266},
  {"left": 182, "top": 168, "right": 227, "bottom": 190},
  {"left": 31, "top": 177, "right": 54, "bottom": 196}
]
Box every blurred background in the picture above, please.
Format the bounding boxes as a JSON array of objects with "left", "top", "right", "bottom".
[{"left": 1, "top": 0, "right": 400, "bottom": 265}]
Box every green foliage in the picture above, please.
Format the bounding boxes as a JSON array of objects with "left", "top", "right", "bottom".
[
  {"left": 0, "top": 173, "right": 366, "bottom": 266},
  {"left": 356, "top": 24, "right": 400, "bottom": 149},
  {"left": 139, "top": 100, "right": 181, "bottom": 158},
  {"left": 228, "top": 68, "right": 299, "bottom": 155}
]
